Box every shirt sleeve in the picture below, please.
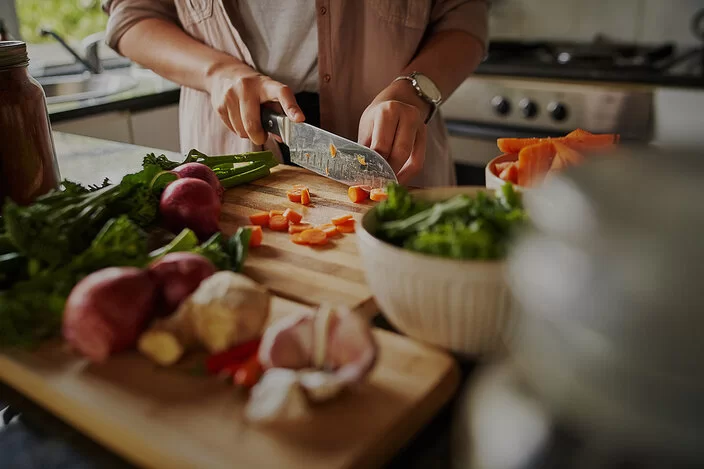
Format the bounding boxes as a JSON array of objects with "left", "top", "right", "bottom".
[
  {"left": 101, "top": 0, "right": 181, "bottom": 53},
  {"left": 429, "top": 0, "right": 489, "bottom": 55}
]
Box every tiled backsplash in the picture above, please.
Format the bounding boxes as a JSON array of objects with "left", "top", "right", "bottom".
[{"left": 489, "top": 0, "right": 704, "bottom": 46}]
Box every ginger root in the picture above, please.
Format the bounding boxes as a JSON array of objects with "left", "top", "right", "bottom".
[{"left": 138, "top": 271, "right": 270, "bottom": 366}]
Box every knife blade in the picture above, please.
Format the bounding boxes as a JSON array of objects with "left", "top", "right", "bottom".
[{"left": 261, "top": 107, "right": 398, "bottom": 188}]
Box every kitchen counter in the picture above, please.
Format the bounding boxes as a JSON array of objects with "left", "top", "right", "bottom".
[{"left": 0, "top": 132, "right": 477, "bottom": 469}]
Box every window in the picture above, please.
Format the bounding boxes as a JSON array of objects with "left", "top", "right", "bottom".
[{"left": 14, "top": 0, "right": 107, "bottom": 44}]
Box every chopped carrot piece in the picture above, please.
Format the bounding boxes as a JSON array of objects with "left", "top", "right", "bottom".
[
  {"left": 336, "top": 220, "right": 355, "bottom": 233},
  {"left": 283, "top": 208, "right": 303, "bottom": 224},
  {"left": 370, "top": 188, "right": 388, "bottom": 202},
  {"left": 331, "top": 214, "right": 353, "bottom": 225},
  {"left": 329, "top": 143, "right": 337, "bottom": 158},
  {"left": 498, "top": 163, "right": 519, "bottom": 184},
  {"left": 517, "top": 142, "right": 556, "bottom": 187},
  {"left": 247, "top": 225, "right": 263, "bottom": 247},
  {"left": 248, "top": 211, "right": 270, "bottom": 226},
  {"left": 288, "top": 223, "right": 312, "bottom": 234},
  {"left": 286, "top": 190, "right": 302, "bottom": 203},
  {"left": 300, "top": 188, "right": 311, "bottom": 205},
  {"left": 551, "top": 141, "right": 585, "bottom": 170},
  {"left": 300, "top": 229, "right": 328, "bottom": 245},
  {"left": 292, "top": 184, "right": 308, "bottom": 190},
  {"left": 497, "top": 130, "right": 619, "bottom": 154},
  {"left": 356, "top": 154, "right": 367, "bottom": 166},
  {"left": 269, "top": 209, "right": 284, "bottom": 218},
  {"left": 269, "top": 214, "right": 289, "bottom": 232},
  {"left": 291, "top": 233, "right": 308, "bottom": 245},
  {"left": 348, "top": 185, "right": 369, "bottom": 203},
  {"left": 316, "top": 224, "right": 339, "bottom": 237}
]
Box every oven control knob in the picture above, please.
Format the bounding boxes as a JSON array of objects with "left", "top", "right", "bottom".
[
  {"left": 519, "top": 99, "right": 538, "bottom": 119},
  {"left": 548, "top": 102, "right": 568, "bottom": 121},
  {"left": 491, "top": 96, "right": 511, "bottom": 116}
]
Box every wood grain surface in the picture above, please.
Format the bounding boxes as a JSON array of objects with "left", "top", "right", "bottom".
[
  {"left": 0, "top": 298, "right": 460, "bottom": 469},
  {"left": 220, "top": 166, "right": 378, "bottom": 311}
]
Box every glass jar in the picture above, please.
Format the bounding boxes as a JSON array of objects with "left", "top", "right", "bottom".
[{"left": 0, "top": 41, "right": 60, "bottom": 206}]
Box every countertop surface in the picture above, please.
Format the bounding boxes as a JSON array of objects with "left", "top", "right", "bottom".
[{"left": 0, "top": 132, "right": 478, "bottom": 469}]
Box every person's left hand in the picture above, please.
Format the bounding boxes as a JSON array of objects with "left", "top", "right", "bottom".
[{"left": 358, "top": 79, "right": 431, "bottom": 184}]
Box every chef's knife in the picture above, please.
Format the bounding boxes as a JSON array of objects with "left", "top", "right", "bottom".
[{"left": 261, "top": 107, "right": 398, "bottom": 188}]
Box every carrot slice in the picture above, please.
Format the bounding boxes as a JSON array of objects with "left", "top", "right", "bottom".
[
  {"left": 551, "top": 141, "right": 585, "bottom": 170},
  {"left": 291, "top": 233, "right": 308, "bottom": 245},
  {"left": 248, "top": 211, "right": 270, "bottom": 226},
  {"left": 300, "top": 228, "right": 328, "bottom": 245},
  {"left": 269, "top": 214, "right": 289, "bottom": 232},
  {"left": 247, "top": 225, "right": 263, "bottom": 247},
  {"left": 300, "top": 188, "right": 311, "bottom": 205},
  {"left": 288, "top": 223, "right": 312, "bottom": 234},
  {"left": 498, "top": 130, "right": 619, "bottom": 154},
  {"left": 331, "top": 214, "right": 353, "bottom": 225},
  {"left": 370, "top": 188, "right": 388, "bottom": 202},
  {"left": 283, "top": 208, "right": 303, "bottom": 224},
  {"left": 517, "top": 142, "right": 555, "bottom": 187},
  {"left": 316, "top": 223, "right": 339, "bottom": 237},
  {"left": 286, "top": 190, "right": 302, "bottom": 203},
  {"left": 498, "top": 163, "right": 519, "bottom": 184},
  {"left": 348, "top": 185, "right": 369, "bottom": 203},
  {"left": 269, "top": 209, "right": 284, "bottom": 218},
  {"left": 336, "top": 220, "right": 356, "bottom": 233}
]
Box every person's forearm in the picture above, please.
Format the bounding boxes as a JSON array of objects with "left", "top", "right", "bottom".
[
  {"left": 403, "top": 30, "right": 484, "bottom": 100},
  {"left": 116, "top": 18, "right": 248, "bottom": 92}
]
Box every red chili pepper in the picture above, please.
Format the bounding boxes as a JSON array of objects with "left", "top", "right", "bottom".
[
  {"left": 205, "top": 338, "right": 261, "bottom": 375},
  {"left": 233, "top": 355, "right": 264, "bottom": 388}
]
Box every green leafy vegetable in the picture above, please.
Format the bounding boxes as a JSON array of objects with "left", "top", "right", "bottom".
[{"left": 373, "top": 183, "right": 528, "bottom": 261}]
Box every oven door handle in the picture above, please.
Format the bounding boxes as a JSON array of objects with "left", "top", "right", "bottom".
[{"left": 445, "top": 120, "right": 565, "bottom": 140}]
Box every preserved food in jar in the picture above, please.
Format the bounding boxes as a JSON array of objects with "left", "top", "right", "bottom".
[{"left": 0, "top": 41, "right": 60, "bottom": 206}]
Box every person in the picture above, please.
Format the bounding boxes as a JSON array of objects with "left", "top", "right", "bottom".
[{"left": 102, "top": 0, "right": 487, "bottom": 187}]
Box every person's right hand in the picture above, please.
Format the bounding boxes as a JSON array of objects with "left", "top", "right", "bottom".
[{"left": 206, "top": 63, "right": 304, "bottom": 145}]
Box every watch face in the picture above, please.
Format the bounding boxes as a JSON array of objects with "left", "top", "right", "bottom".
[{"left": 414, "top": 73, "right": 441, "bottom": 102}]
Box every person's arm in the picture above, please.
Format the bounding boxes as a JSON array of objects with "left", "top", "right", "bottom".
[
  {"left": 103, "top": 0, "right": 303, "bottom": 145},
  {"left": 358, "top": 0, "right": 488, "bottom": 183}
]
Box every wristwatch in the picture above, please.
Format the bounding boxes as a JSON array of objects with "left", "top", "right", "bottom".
[{"left": 393, "top": 72, "right": 443, "bottom": 124}]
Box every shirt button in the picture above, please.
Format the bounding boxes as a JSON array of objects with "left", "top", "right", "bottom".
[
  {"left": 323, "top": 74, "right": 331, "bottom": 83},
  {"left": 320, "top": 6, "right": 327, "bottom": 15}
]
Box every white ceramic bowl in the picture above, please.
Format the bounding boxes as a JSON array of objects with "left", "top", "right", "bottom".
[
  {"left": 357, "top": 187, "right": 513, "bottom": 357},
  {"left": 485, "top": 153, "right": 524, "bottom": 191}
]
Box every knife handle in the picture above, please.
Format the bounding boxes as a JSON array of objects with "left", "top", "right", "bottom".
[{"left": 261, "top": 107, "right": 286, "bottom": 139}]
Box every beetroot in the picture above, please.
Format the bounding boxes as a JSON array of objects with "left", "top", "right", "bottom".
[
  {"left": 148, "top": 252, "right": 217, "bottom": 316},
  {"left": 172, "top": 163, "right": 224, "bottom": 200},
  {"left": 160, "top": 177, "right": 221, "bottom": 240},
  {"left": 62, "top": 267, "right": 157, "bottom": 363}
]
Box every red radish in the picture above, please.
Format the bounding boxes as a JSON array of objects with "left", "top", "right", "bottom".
[
  {"left": 63, "top": 267, "right": 157, "bottom": 363},
  {"left": 172, "top": 163, "right": 224, "bottom": 200},
  {"left": 148, "top": 252, "right": 217, "bottom": 316},
  {"left": 160, "top": 177, "right": 221, "bottom": 240}
]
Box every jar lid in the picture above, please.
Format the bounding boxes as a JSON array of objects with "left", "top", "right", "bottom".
[{"left": 0, "top": 41, "right": 29, "bottom": 70}]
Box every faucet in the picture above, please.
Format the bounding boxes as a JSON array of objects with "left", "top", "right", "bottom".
[{"left": 39, "top": 27, "right": 103, "bottom": 74}]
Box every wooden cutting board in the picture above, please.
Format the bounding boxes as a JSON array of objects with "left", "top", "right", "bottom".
[
  {"left": 0, "top": 297, "right": 459, "bottom": 469},
  {"left": 220, "top": 166, "right": 377, "bottom": 312}
]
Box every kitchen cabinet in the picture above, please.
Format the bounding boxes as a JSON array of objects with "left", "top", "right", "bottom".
[
  {"left": 130, "top": 104, "right": 180, "bottom": 152},
  {"left": 52, "top": 111, "right": 132, "bottom": 144},
  {"left": 51, "top": 104, "right": 181, "bottom": 152}
]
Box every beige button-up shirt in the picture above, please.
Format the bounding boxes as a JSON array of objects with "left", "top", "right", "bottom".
[{"left": 103, "top": 0, "right": 488, "bottom": 187}]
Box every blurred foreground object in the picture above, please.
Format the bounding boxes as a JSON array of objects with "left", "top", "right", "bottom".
[{"left": 454, "top": 145, "right": 704, "bottom": 469}]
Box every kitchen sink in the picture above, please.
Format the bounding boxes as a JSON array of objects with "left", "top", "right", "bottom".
[{"left": 37, "top": 73, "right": 139, "bottom": 105}]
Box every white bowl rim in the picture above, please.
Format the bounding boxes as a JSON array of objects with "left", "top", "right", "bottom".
[{"left": 358, "top": 186, "right": 508, "bottom": 268}]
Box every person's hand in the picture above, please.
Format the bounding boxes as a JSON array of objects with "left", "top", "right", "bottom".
[
  {"left": 358, "top": 79, "right": 431, "bottom": 184},
  {"left": 206, "top": 62, "right": 304, "bottom": 145}
]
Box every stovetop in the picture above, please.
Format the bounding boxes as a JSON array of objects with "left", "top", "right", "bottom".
[{"left": 475, "top": 39, "right": 704, "bottom": 88}]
